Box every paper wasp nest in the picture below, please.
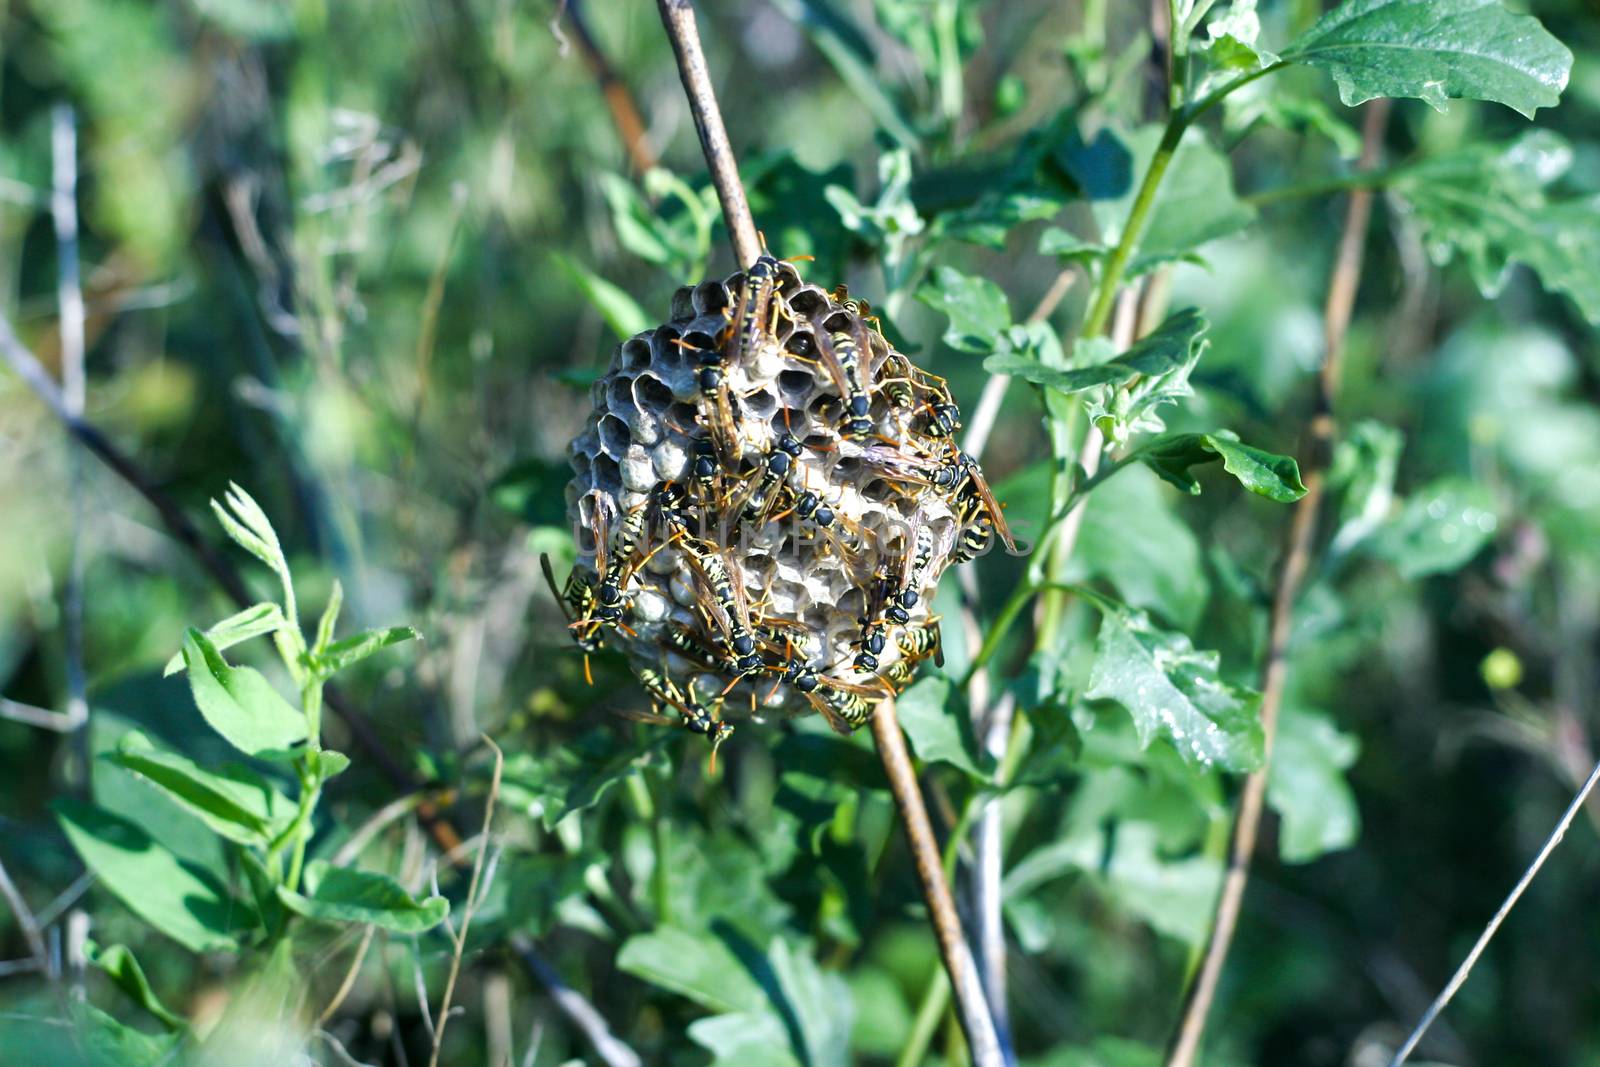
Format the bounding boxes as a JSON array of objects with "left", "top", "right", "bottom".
[{"left": 556, "top": 257, "right": 1011, "bottom": 744}]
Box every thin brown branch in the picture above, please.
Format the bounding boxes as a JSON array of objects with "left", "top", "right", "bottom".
[
  {"left": 430, "top": 738, "right": 504, "bottom": 1067},
  {"left": 654, "top": 0, "right": 760, "bottom": 266},
  {"left": 564, "top": 0, "right": 657, "bottom": 173},
  {"left": 1162, "top": 98, "right": 1392, "bottom": 1067},
  {"left": 871, "top": 696, "right": 1005, "bottom": 1067},
  {"left": 0, "top": 852, "right": 49, "bottom": 977}
]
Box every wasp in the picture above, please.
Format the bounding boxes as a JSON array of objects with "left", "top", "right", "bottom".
[
  {"left": 897, "top": 619, "right": 944, "bottom": 668},
  {"left": 730, "top": 432, "right": 804, "bottom": 527},
  {"left": 680, "top": 544, "right": 765, "bottom": 677},
  {"left": 852, "top": 570, "right": 896, "bottom": 673},
  {"left": 681, "top": 337, "right": 743, "bottom": 465},
  {"left": 773, "top": 486, "right": 861, "bottom": 566},
  {"left": 633, "top": 668, "right": 735, "bottom": 769},
  {"left": 729, "top": 255, "right": 783, "bottom": 366},
  {"left": 541, "top": 553, "right": 602, "bottom": 684},
  {"left": 660, "top": 620, "right": 727, "bottom": 672},
  {"left": 767, "top": 641, "right": 888, "bottom": 734},
  {"left": 881, "top": 516, "right": 943, "bottom": 626},
  {"left": 688, "top": 435, "right": 726, "bottom": 508},
  {"left": 939, "top": 452, "right": 1018, "bottom": 560},
  {"left": 572, "top": 496, "right": 650, "bottom": 647},
  {"left": 812, "top": 323, "right": 876, "bottom": 440}
]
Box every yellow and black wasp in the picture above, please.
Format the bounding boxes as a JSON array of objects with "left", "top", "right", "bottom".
[
  {"left": 811, "top": 321, "right": 876, "bottom": 441},
  {"left": 632, "top": 667, "right": 735, "bottom": 770},
  {"left": 729, "top": 431, "right": 804, "bottom": 527}
]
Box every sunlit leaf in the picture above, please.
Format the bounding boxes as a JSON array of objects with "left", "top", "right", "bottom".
[
  {"left": 108, "top": 730, "right": 294, "bottom": 845},
  {"left": 161, "top": 603, "right": 284, "bottom": 677},
  {"left": 916, "top": 265, "right": 1011, "bottom": 353},
  {"left": 1133, "top": 431, "right": 1308, "bottom": 502},
  {"left": 895, "top": 676, "right": 987, "bottom": 778},
  {"left": 1083, "top": 598, "right": 1263, "bottom": 772},
  {"left": 553, "top": 253, "right": 651, "bottom": 340},
  {"left": 181, "top": 630, "right": 307, "bottom": 759},
  {"left": 313, "top": 625, "right": 419, "bottom": 678},
  {"left": 1281, "top": 0, "right": 1572, "bottom": 118}
]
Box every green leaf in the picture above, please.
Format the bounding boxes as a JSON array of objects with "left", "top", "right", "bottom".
[
  {"left": 895, "top": 676, "right": 987, "bottom": 778},
  {"left": 1372, "top": 476, "right": 1498, "bottom": 577},
  {"left": 313, "top": 580, "right": 343, "bottom": 656},
  {"left": 276, "top": 863, "right": 448, "bottom": 933},
  {"left": 1067, "top": 465, "right": 1210, "bottom": 630},
  {"left": 70, "top": 1002, "right": 181, "bottom": 1067},
  {"left": 1280, "top": 0, "right": 1572, "bottom": 118},
  {"left": 181, "top": 629, "right": 307, "bottom": 759},
  {"left": 499, "top": 729, "right": 656, "bottom": 830},
  {"left": 162, "top": 603, "right": 284, "bottom": 677},
  {"left": 1083, "top": 601, "right": 1263, "bottom": 772},
  {"left": 1134, "top": 431, "right": 1308, "bottom": 502},
  {"left": 1038, "top": 227, "right": 1108, "bottom": 265},
  {"left": 108, "top": 730, "right": 294, "bottom": 845},
  {"left": 932, "top": 191, "right": 1063, "bottom": 250},
  {"left": 310, "top": 748, "right": 351, "bottom": 782},
  {"left": 55, "top": 797, "right": 241, "bottom": 953},
  {"left": 1267, "top": 708, "right": 1361, "bottom": 863},
  {"left": 1392, "top": 132, "right": 1600, "bottom": 325},
  {"left": 689, "top": 1012, "right": 805, "bottom": 1067},
  {"left": 915, "top": 265, "right": 1011, "bottom": 352},
  {"left": 1053, "top": 126, "right": 1134, "bottom": 201},
  {"left": 211, "top": 482, "right": 289, "bottom": 580},
  {"left": 1004, "top": 823, "right": 1222, "bottom": 944},
  {"left": 1093, "top": 127, "right": 1256, "bottom": 277},
  {"left": 86, "top": 942, "right": 185, "bottom": 1030},
  {"left": 617, "top": 927, "right": 769, "bottom": 1014},
  {"left": 314, "top": 625, "right": 419, "bottom": 678},
  {"left": 988, "top": 309, "right": 1207, "bottom": 409},
  {"left": 553, "top": 252, "right": 651, "bottom": 341}
]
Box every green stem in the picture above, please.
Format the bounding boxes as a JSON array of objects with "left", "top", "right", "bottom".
[
  {"left": 1247, "top": 162, "right": 1410, "bottom": 207},
  {"left": 935, "top": 0, "right": 963, "bottom": 127},
  {"left": 1080, "top": 119, "right": 1183, "bottom": 339}
]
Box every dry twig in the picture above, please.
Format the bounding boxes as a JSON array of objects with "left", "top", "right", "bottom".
[
  {"left": 654, "top": 0, "right": 760, "bottom": 267},
  {"left": 561, "top": 0, "right": 657, "bottom": 173},
  {"left": 1162, "top": 98, "right": 1392, "bottom": 1067}
]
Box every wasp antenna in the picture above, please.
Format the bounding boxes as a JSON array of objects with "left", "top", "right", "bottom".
[{"left": 583, "top": 653, "right": 594, "bottom": 687}]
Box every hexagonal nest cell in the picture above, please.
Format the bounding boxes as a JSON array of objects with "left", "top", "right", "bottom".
[{"left": 554, "top": 256, "right": 1013, "bottom": 751}]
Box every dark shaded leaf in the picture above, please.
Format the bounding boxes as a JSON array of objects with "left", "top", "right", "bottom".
[{"left": 86, "top": 942, "right": 185, "bottom": 1030}]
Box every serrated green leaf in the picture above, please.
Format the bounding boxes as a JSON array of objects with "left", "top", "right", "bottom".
[
  {"left": 553, "top": 252, "right": 651, "bottom": 341},
  {"left": 1134, "top": 431, "right": 1308, "bottom": 502},
  {"left": 108, "top": 730, "right": 293, "bottom": 845},
  {"left": 276, "top": 863, "right": 448, "bottom": 933},
  {"left": 86, "top": 942, "right": 185, "bottom": 1030},
  {"left": 1281, "top": 0, "right": 1572, "bottom": 118},
  {"left": 1267, "top": 708, "right": 1361, "bottom": 863},
  {"left": 1392, "top": 132, "right": 1600, "bottom": 325},
  {"left": 895, "top": 676, "right": 987, "bottom": 778},
  {"left": 915, "top": 265, "right": 1011, "bottom": 352},
  {"left": 1084, "top": 602, "right": 1263, "bottom": 772},
  {"left": 314, "top": 625, "right": 419, "bottom": 678},
  {"left": 182, "top": 629, "right": 307, "bottom": 759},
  {"left": 55, "top": 797, "right": 241, "bottom": 953},
  {"left": 1372, "top": 476, "right": 1499, "bottom": 577},
  {"left": 162, "top": 603, "right": 285, "bottom": 676}
]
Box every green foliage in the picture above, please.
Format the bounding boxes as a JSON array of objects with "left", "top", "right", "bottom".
[{"left": 5, "top": 0, "right": 1600, "bottom": 1064}]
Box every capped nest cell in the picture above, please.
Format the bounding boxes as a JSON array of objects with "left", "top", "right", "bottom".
[{"left": 549, "top": 255, "right": 1014, "bottom": 754}]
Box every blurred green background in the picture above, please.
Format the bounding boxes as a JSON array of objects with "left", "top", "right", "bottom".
[{"left": 3, "top": 1, "right": 1600, "bottom": 1064}]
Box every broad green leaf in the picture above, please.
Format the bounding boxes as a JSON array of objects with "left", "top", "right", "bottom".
[
  {"left": 1004, "top": 823, "right": 1222, "bottom": 944},
  {"left": 553, "top": 253, "right": 651, "bottom": 341},
  {"left": 1267, "top": 708, "right": 1361, "bottom": 863},
  {"left": 1084, "top": 601, "right": 1263, "bottom": 772},
  {"left": 915, "top": 265, "right": 1011, "bottom": 352},
  {"left": 1067, "top": 465, "right": 1210, "bottom": 630},
  {"left": 1134, "top": 431, "right": 1308, "bottom": 502},
  {"left": 0, "top": 1004, "right": 181, "bottom": 1067},
  {"left": 72, "top": 1002, "right": 182, "bottom": 1067},
  {"left": 182, "top": 629, "right": 307, "bottom": 759},
  {"left": 986, "top": 308, "right": 1206, "bottom": 400},
  {"left": 276, "top": 863, "right": 448, "bottom": 933},
  {"left": 763, "top": 937, "right": 855, "bottom": 1067},
  {"left": 161, "top": 603, "right": 284, "bottom": 677},
  {"left": 690, "top": 1012, "right": 804, "bottom": 1067},
  {"left": 1372, "top": 476, "right": 1498, "bottom": 577},
  {"left": 1392, "top": 132, "right": 1600, "bottom": 325},
  {"left": 895, "top": 676, "right": 987, "bottom": 778},
  {"left": 55, "top": 797, "right": 241, "bottom": 953},
  {"left": 1093, "top": 127, "right": 1256, "bottom": 277},
  {"left": 108, "top": 730, "right": 294, "bottom": 845},
  {"left": 617, "top": 927, "right": 768, "bottom": 1014},
  {"left": 86, "top": 942, "right": 185, "bottom": 1030},
  {"left": 314, "top": 625, "right": 419, "bottom": 678},
  {"left": 1280, "top": 0, "right": 1572, "bottom": 118}
]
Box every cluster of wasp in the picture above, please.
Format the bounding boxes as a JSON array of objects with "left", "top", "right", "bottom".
[{"left": 547, "top": 253, "right": 1014, "bottom": 762}]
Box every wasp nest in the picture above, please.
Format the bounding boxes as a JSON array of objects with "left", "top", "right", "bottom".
[{"left": 553, "top": 256, "right": 1012, "bottom": 750}]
